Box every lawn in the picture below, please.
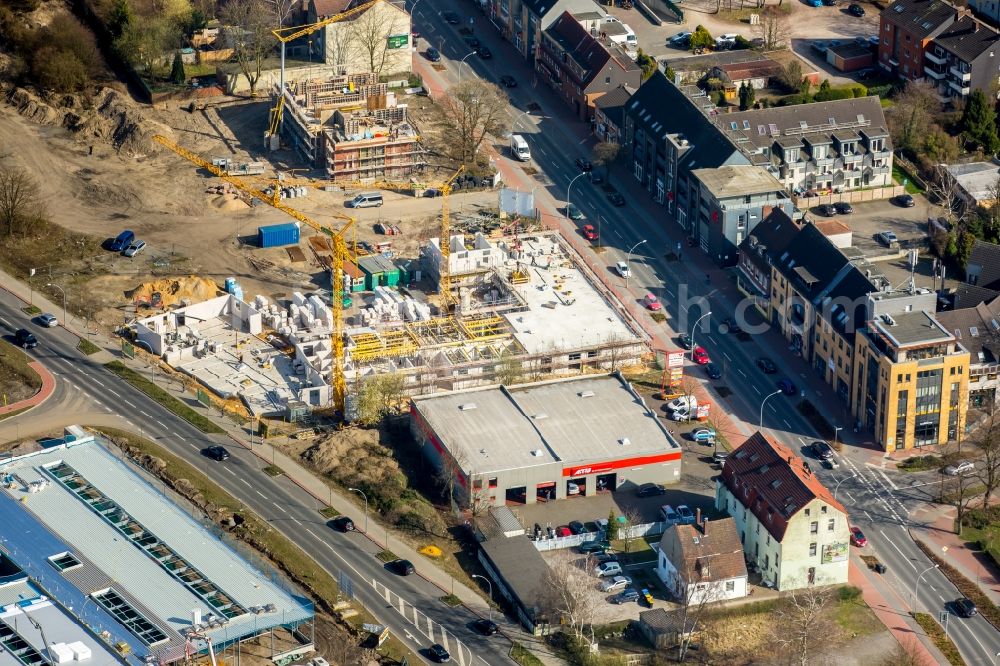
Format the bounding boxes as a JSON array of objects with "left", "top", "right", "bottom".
[
  {"left": 77, "top": 338, "right": 101, "bottom": 356},
  {"left": 0, "top": 339, "right": 42, "bottom": 405},
  {"left": 893, "top": 164, "right": 925, "bottom": 194},
  {"left": 914, "top": 612, "right": 965, "bottom": 665},
  {"left": 104, "top": 361, "right": 225, "bottom": 434}
]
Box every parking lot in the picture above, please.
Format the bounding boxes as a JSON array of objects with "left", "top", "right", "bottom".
[{"left": 804, "top": 196, "right": 937, "bottom": 256}]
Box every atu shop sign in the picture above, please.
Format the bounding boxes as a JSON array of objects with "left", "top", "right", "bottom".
[{"left": 387, "top": 34, "right": 409, "bottom": 49}]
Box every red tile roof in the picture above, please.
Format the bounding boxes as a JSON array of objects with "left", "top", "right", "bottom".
[
  {"left": 719, "top": 432, "right": 846, "bottom": 541},
  {"left": 658, "top": 517, "right": 747, "bottom": 585}
]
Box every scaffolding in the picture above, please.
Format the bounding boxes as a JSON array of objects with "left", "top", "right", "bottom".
[{"left": 347, "top": 328, "right": 419, "bottom": 362}]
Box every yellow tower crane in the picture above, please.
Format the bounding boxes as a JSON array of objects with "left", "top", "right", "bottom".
[
  {"left": 152, "top": 134, "right": 352, "bottom": 415},
  {"left": 436, "top": 165, "right": 465, "bottom": 309},
  {"left": 267, "top": 0, "right": 384, "bottom": 139}
]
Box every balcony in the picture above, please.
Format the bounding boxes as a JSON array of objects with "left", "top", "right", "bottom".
[
  {"left": 948, "top": 79, "right": 971, "bottom": 95},
  {"left": 925, "top": 67, "right": 945, "bottom": 80},
  {"left": 949, "top": 66, "right": 971, "bottom": 81},
  {"left": 925, "top": 51, "right": 946, "bottom": 65}
]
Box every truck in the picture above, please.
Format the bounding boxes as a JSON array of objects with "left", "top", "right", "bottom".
[{"left": 510, "top": 134, "right": 531, "bottom": 161}]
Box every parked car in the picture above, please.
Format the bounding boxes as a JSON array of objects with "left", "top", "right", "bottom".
[
  {"left": 636, "top": 483, "right": 666, "bottom": 497},
  {"left": 848, "top": 3, "right": 865, "bottom": 15},
  {"left": 331, "top": 516, "right": 355, "bottom": 532},
  {"left": 757, "top": 357, "right": 778, "bottom": 374},
  {"left": 713, "top": 450, "right": 729, "bottom": 466},
  {"left": 677, "top": 333, "right": 693, "bottom": 350},
  {"left": 822, "top": 0, "right": 838, "bottom": 5},
  {"left": 722, "top": 317, "right": 742, "bottom": 334},
  {"left": 123, "top": 240, "right": 146, "bottom": 257},
  {"left": 582, "top": 224, "right": 599, "bottom": 241},
  {"left": 876, "top": 231, "right": 898, "bottom": 247},
  {"left": 567, "top": 481, "right": 582, "bottom": 495},
  {"left": 14, "top": 329, "right": 38, "bottom": 349},
  {"left": 666, "top": 395, "right": 697, "bottom": 412},
  {"left": 428, "top": 643, "right": 451, "bottom": 662},
  {"left": 691, "top": 427, "right": 717, "bottom": 444},
  {"left": 705, "top": 363, "right": 722, "bottom": 379},
  {"left": 110, "top": 230, "right": 134, "bottom": 252},
  {"left": 390, "top": 559, "right": 415, "bottom": 576},
  {"left": 464, "top": 36, "right": 481, "bottom": 49},
  {"left": 715, "top": 33, "right": 738, "bottom": 48},
  {"left": 834, "top": 201, "right": 854, "bottom": 214},
  {"left": 808, "top": 0, "right": 822, "bottom": 6},
  {"left": 567, "top": 203, "right": 585, "bottom": 220},
  {"left": 579, "top": 540, "right": 610, "bottom": 554},
  {"left": 425, "top": 47, "right": 441, "bottom": 62},
  {"left": 777, "top": 378, "right": 797, "bottom": 395},
  {"left": 568, "top": 520, "right": 590, "bottom": 535},
  {"left": 676, "top": 505, "right": 696, "bottom": 525},
  {"left": 474, "top": 619, "right": 498, "bottom": 635},
  {"left": 616, "top": 261, "right": 631, "bottom": 278},
  {"left": 555, "top": 525, "right": 573, "bottom": 537},
  {"left": 817, "top": 203, "right": 836, "bottom": 217},
  {"left": 644, "top": 293, "right": 662, "bottom": 311},
  {"left": 37, "top": 313, "right": 58, "bottom": 327},
  {"left": 576, "top": 158, "right": 593, "bottom": 172},
  {"left": 944, "top": 461, "right": 975, "bottom": 476},
  {"left": 850, "top": 526, "right": 868, "bottom": 547},
  {"left": 811, "top": 441, "right": 834, "bottom": 461},
  {"left": 612, "top": 588, "right": 641, "bottom": 604},
  {"left": 203, "top": 445, "right": 231, "bottom": 461},
  {"left": 589, "top": 171, "right": 605, "bottom": 184},
  {"left": 477, "top": 46, "right": 492, "bottom": 59},
  {"left": 660, "top": 504, "right": 678, "bottom": 524},
  {"left": 442, "top": 10, "right": 460, "bottom": 23},
  {"left": 595, "top": 561, "right": 623, "bottom": 577},
  {"left": 894, "top": 193, "right": 915, "bottom": 207},
  {"left": 499, "top": 75, "right": 518, "bottom": 88},
  {"left": 607, "top": 190, "right": 626, "bottom": 207},
  {"left": 955, "top": 597, "right": 978, "bottom": 618},
  {"left": 601, "top": 575, "right": 633, "bottom": 592},
  {"left": 693, "top": 346, "right": 710, "bottom": 365},
  {"left": 668, "top": 31, "right": 692, "bottom": 46}
]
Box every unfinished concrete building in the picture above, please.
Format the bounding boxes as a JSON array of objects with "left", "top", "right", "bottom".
[{"left": 277, "top": 73, "right": 425, "bottom": 181}]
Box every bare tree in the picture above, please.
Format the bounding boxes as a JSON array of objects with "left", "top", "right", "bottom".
[
  {"left": 0, "top": 167, "right": 43, "bottom": 237},
  {"left": 439, "top": 80, "right": 510, "bottom": 165},
  {"left": 435, "top": 446, "right": 470, "bottom": 506},
  {"left": 349, "top": 5, "right": 397, "bottom": 75},
  {"left": 753, "top": 7, "right": 789, "bottom": 50},
  {"left": 592, "top": 141, "right": 620, "bottom": 183},
  {"left": 221, "top": 0, "right": 277, "bottom": 96},
  {"left": 354, "top": 372, "right": 405, "bottom": 425},
  {"left": 541, "top": 558, "right": 599, "bottom": 642},
  {"left": 927, "top": 164, "right": 968, "bottom": 225},
  {"left": 975, "top": 412, "right": 1000, "bottom": 507},
  {"left": 877, "top": 637, "right": 934, "bottom": 666},
  {"left": 619, "top": 505, "right": 645, "bottom": 557},
  {"left": 495, "top": 348, "right": 524, "bottom": 385},
  {"left": 264, "top": 0, "right": 296, "bottom": 25},
  {"left": 887, "top": 81, "right": 939, "bottom": 156},
  {"left": 770, "top": 586, "right": 836, "bottom": 666},
  {"left": 675, "top": 580, "right": 727, "bottom": 661},
  {"left": 316, "top": 23, "right": 355, "bottom": 74}
]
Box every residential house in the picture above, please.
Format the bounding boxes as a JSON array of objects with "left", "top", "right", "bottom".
[
  {"left": 488, "top": 0, "right": 604, "bottom": 61},
  {"left": 852, "top": 309, "right": 970, "bottom": 450},
  {"left": 537, "top": 12, "right": 642, "bottom": 121},
  {"left": 877, "top": 0, "right": 958, "bottom": 79},
  {"left": 662, "top": 50, "right": 786, "bottom": 86},
  {"left": 944, "top": 162, "right": 1000, "bottom": 208},
  {"left": 936, "top": 294, "right": 1000, "bottom": 413},
  {"left": 715, "top": 432, "right": 850, "bottom": 590},
  {"left": 967, "top": 240, "right": 1000, "bottom": 290},
  {"left": 717, "top": 97, "right": 893, "bottom": 196},
  {"left": 925, "top": 16, "right": 1000, "bottom": 100},
  {"left": 593, "top": 85, "right": 633, "bottom": 144},
  {"left": 623, "top": 71, "right": 749, "bottom": 227},
  {"left": 688, "top": 165, "right": 793, "bottom": 266},
  {"left": 656, "top": 517, "right": 748, "bottom": 604},
  {"left": 737, "top": 209, "right": 801, "bottom": 318},
  {"left": 305, "top": 0, "right": 413, "bottom": 75}
]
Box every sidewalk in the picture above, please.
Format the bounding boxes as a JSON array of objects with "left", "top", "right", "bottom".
[
  {"left": 915, "top": 504, "right": 1000, "bottom": 608},
  {"left": 0, "top": 360, "right": 55, "bottom": 416}
]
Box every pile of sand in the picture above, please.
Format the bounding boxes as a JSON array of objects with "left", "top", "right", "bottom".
[
  {"left": 126, "top": 276, "right": 220, "bottom": 308},
  {"left": 209, "top": 193, "right": 249, "bottom": 211}
]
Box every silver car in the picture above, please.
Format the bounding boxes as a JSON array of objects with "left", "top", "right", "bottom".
[
  {"left": 37, "top": 313, "right": 58, "bottom": 327},
  {"left": 944, "top": 461, "right": 975, "bottom": 476},
  {"left": 123, "top": 240, "right": 146, "bottom": 257},
  {"left": 600, "top": 575, "right": 633, "bottom": 592}
]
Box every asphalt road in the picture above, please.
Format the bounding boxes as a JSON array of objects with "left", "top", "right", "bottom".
[
  {"left": 413, "top": 2, "right": 1000, "bottom": 661},
  {"left": 0, "top": 291, "right": 513, "bottom": 666}
]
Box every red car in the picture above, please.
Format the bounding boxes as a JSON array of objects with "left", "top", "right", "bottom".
[
  {"left": 582, "top": 224, "right": 598, "bottom": 241},
  {"left": 643, "top": 294, "right": 662, "bottom": 311},
  {"left": 556, "top": 525, "right": 573, "bottom": 537},
  {"left": 693, "top": 346, "right": 710, "bottom": 365},
  {"left": 850, "top": 526, "right": 867, "bottom": 547}
]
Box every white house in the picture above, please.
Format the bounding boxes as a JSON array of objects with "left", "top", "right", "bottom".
[
  {"left": 715, "top": 432, "right": 850, "bottom": 591},
  {"left": 656, "top": 516, "right": 748, "bottom": 605}
]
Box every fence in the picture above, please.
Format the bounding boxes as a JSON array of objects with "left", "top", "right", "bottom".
[
  {"left": 791, "top": 185, "right": 904, "bottom": 207},
  {"left": 531, "top": 521, "right": 668, "bottom": 551}
]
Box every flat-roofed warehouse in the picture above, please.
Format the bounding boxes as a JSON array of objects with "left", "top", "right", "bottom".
[{"left": 410, "top": 373, "right": 683, "bottom": 507}]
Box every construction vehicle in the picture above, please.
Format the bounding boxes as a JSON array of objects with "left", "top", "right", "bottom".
[
  {"left": 152, "top": 134, "right": 351, "bottom": 415},
  {"left": 268, "top": 0, "right": 384, "bottom": 140}
]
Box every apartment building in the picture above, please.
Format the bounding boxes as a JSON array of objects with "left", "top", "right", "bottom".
[
  {"left": 878, "top": 0, "right": 958, "bottom": 79},
  {"left": 537, "top": 12, "right": 642, "bottom": 121},
  {"left": 716, "top": 432, "right": 850, "bottom": 590},
  {"left": 925, "top": 16, "right": 1000, "bottom": 100},
  {"left": 593, "top": 85, "right": 633, "bottom": 144},
  {"left": 488, "top": 0, "right": 603, "bottom": 60},
  {"left": 936, "top": 294, "right": 1000, "bottom": 414},
  {"left": 737, "top": 209, "right": 800, "bottom": 318}
]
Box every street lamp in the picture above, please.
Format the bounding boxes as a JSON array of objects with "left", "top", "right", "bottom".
[
  {"left": 459, "top": 51, "right": 476, "bottom": 79},
  {"left": 471, "top": 574, "right": 494, "bottom": 622},
  {"left": 348, "top": 487, "right": 368, "bottom": 534},
  {"left": 912, "top": 564, "right": 939, "bottom": 612},
  {"left": 514, "top": 110, "right": 533, "bottom": 134},
  {"left": 47, "top": 283, "right": 66, "bottom": 326},
  {"left": 690, "top": 311, "right": 712, "bottom": 360},
  {"left": 565, "top": 172, "right": 588, "bottom": 226},
  {"left": 759, "top": 389, "right": 782, "bottom": 430},
  {"left": 834, "top": 426, "right": 843, "bottom": 448},
  {"left": 625, "top": 239, "right": 647, "bottom": 287},
  {"left": 833, "top": 473, "right": 856, "bottom": 501}
]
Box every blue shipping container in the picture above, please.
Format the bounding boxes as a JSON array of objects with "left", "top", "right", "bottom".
[{"left": 258, "top": 223, "right": 300, "bottom": 248}]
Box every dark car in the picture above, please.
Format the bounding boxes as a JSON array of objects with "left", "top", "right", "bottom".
[
  {"left": 589, "top": 171, "right": 605, "bottom": 184},
  {"left": 637, "top": 482, "right": 666, "bottom": 497},
  {"left": 579, "top": 540, "right": 610, "bottom": 554},
  {"left": 14, "top": 329, "right": 38, "bottom": 349},
  {"left": 568, "top": 520, "right": 590, "bottom": 535},
  {"left": 428, "top": 643, "right": 451, "bottom": 662},
  {"left": 499, "top": 75, "right": 517, "bottom": 87},
  {"left": 817, "top": 203, "right": 836, "bottom": 216},
  {"left": 811, "top": 441, "right": 834, "bottom": 461},
  {"left": 477, "top": 46, "right": 492, "bottom": 59},
  {"left": 756, "top": 357, "right": 778, "bottom": 374},
  {"left": 677, "top": 333, "right": 693, "bottom": 350},
  {"left": 777, "top": 378, "right": 797, "bottom": 395},
  {"left": 473, "top": 619, "right": 499, "bottom": 635},
  {"left": 465, "top": 36, "right": 481, "bottom": 49},
  {"left": 822, "top": 0, "right": 838, "bottom": 5},
  {"left": 894, "top": 193, "right": 915, "bottom": 207},
  {"left": 705, "top": 363, "right": 722, "bottom": 379},
  {"left": 442, "top": 10, "right": 460, "bottom": 23},
  {"left": 848, "top": 3, "right": 865, "bottom": 15},
  {"left": 612, "top": 588, "right": 641, "bottom": 604},
  {"left": 607, "top": 191, "right": 626, "bottom": 207},
  {"left": 834, "top": 201, "right": 854, "bottom": 214},
  {"left": 390, "top": 559, "right": 415, "bottom": 576},
  {"left": 576, "top": 158, "right": 593, "bottom": 172},
  {"left": 955, "top": 597, "right": 978, "bottom": 618},
  {"left": 722, "top": 317, "right": 742, "bottom": 334},
  {"left": 331, "top": 516, "right": 355, "bottom": 532},
  {"left": 425, "top": 47, "right": 441, "bottom": 62},
  {"left": 203, "top": 445, "right": 231, "bottom": 461}
]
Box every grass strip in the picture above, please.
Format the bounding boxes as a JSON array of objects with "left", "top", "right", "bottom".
[
  {"left": 377, "top": 550, "right": 398, "bottom": 563},
  {"left": 0, "top": 406, "right": 32, "bottom": 422},
  {"left": 439, "top": 594, "right": 462, "bottom": 607},
  {"left": 262, "top": 465, "right": 283, "bottom": 477},
  {"left": 0, "top": 339, "right": 42, "bottom": 392},
  {"left": 913, "top": 612, "right": 965, "bottom": 665},
  {"left": 510, "top": 643, "right": 545, "bottom": 666},
  {"left": 104, "top": 361, "right": 225, "bottom": 434},
  {"left": 319, "top": 506, "right": 339, "bottom": 519},
  {"left": 916, "top": 539, "right": 1000, "bottom": 630},
  {"left": 77, "top": 338, "right": 101, "bottom": 356},
  {"left": 21, "top": 306, "right": 41, "bottom": 315}
]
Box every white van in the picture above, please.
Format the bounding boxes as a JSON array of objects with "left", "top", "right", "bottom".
[
  {"left": 347, "top": 192, "right": 383, "bottom": 208},
  {"left": 510, "top": 134, "right": 531, "bottom": 161},
  {"left": 666, "top": 395, "right": 697, "bottom": 413},
  {"left": 622, "top": 24, "right": 637, "bottom": 47}
]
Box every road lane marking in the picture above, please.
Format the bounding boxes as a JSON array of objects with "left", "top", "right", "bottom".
[
  {"left": 843, "top": 491, "right": 856, "bottom": 503},
  {"left": 240, "top": 478, "right": 251, "bottom": 487},
  {"left": 723, "top": 352, "right": 732, "bottom": 362},
  {"left": 140, "top": 411, "right": 151, "bottom": 418},
  {"left": 879, "top": 529, "right": 916, "bottom": 571},
  {"left": 783, "top": 419, "right": 792, "bottom": 428},
  {"left": 292, "top": 518, "right": 302, "bottom": 526},
  {"left": 738, "top": 369, "right": 747, "bottom": 378},
  {"left": 157, "top": 420, "right": 167, "bottom": 429},
  {"left": 124, "top": 400, "right": 136, "bottom": 408},
  {"left": 273, "top": 502, "right": 287, "bottom": 514},
  {"left": 877, "top": 469, "right": 898, "bottom": 490},
  {"left": 753, "top": 386, "right": 761, "bottom": 395},
  {"left": 92, "top": 378, "right": 105, "bottom": 387},
  {"left": 306, "top": 528, "right": 319, "bottom": 540},
  {"left": 706, "top": 335, "right": 717, "bottom": 345},
  {"left": 108, "top": 389, "right": 120, "bottom": 397},
  {"left": 255, "top": 490, "right": 266, "bottom": 499}
]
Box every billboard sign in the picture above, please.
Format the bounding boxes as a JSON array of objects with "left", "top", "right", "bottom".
[
  {"left": 667, "top": 350, "right": 685, "bottom": 368},
  {"left": 387, "top": 34, "right": 409, "bottom": 49},
  {"left": 821, "top": 542, "right": 848, "bottom": 564}
]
